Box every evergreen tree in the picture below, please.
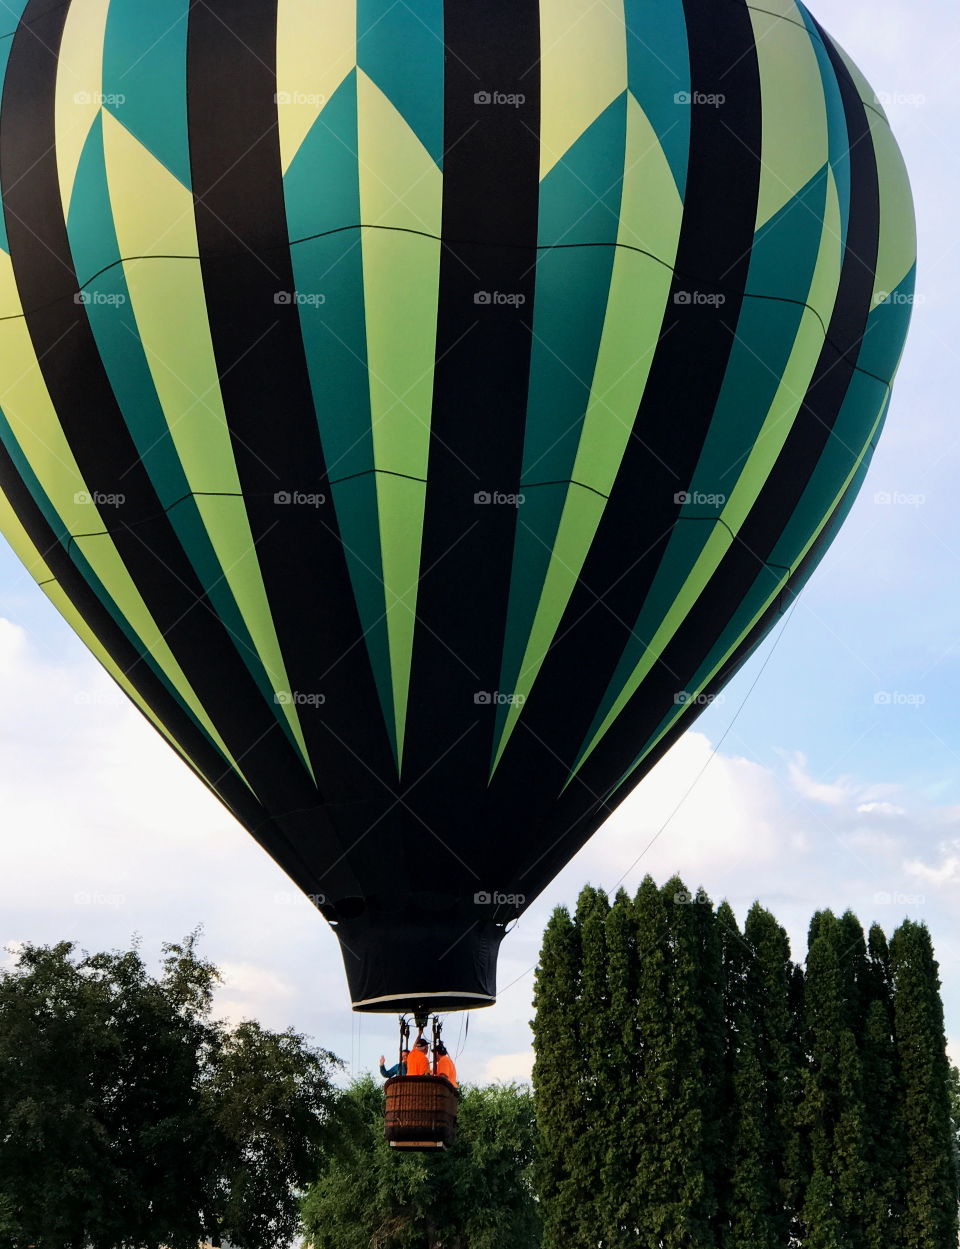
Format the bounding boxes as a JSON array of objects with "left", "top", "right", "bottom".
[
  {"left": 866, "top": 923, "right": 893, "bottom": 1007},
  {"left": 531, "top": 905, "right": 582, "bottom": 1249},
  {"left": 799, "top": 910, "right": 867, "bottom": 1249},
  {"left": 573, "top": 886, "right": 610, "bottom": 1249},
  {"left": 746, "top": 904, "right": 805, "bottom": 1242},
  {"left": 658, "top": 876, "right": 720, "bottom": 1249},
  {"left": 807, "top": 909, "right": 830, "bottom": 949},
  {"left": 889, "top": 920, "right": 959, "bottom": 1249},
  {"left": 600, "top": 888, "right": 640, "bottom": 1248},
  {"left": 714, "top": 901, "right": 757, "bottom": 1248},
  {"left": 833, "top": 1027, "right": 869, "bottom": 1249},
  {"left": 632, "top": 874, "right": 672, "bottom": 1247},
  {"left": 859, "top": 925, "right": 905, "bottom": 1249},
  {"left": 692, "top": 887, "right": 725, "bottom": 1210},
  {"left": 531, "top": 890, "right": 957, "bottom": 1249},
  {"left": 712, "top": 902, "right": 802, "bottom": 1248},
  {"left": 787, "top": 955, "right": 811, "bottom": 1244},
  {"left": 0, "top": 1193, "right": 19, "bottom": 1249},
  {"left": 838, "top": 910, "right": 870, "bottom": 1036},
  {"left": 799, "top": 956, "right": 842, "bottom": 1246},
  {"left": 947, "top": 1063, "right": 960, "bottom": 1201},
  {"left": 833, "top": 913, "right": 869, "bottom": 1249}
]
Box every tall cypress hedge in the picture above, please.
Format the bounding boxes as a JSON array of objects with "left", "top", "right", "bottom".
[
  {"left": 532, "top": 881, "right": 958, "bottom": 1248},
  {"left": 889, "top": 920, "right": 959, "bottom": 1249}
]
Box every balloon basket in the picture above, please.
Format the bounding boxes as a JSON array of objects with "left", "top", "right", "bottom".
[{"left": 384, "top": 1074, "right": 458, "bottom": 1151}]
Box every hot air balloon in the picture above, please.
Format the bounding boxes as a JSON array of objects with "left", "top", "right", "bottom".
[{"left": 0, "top": 0, "right": 915, "bottom": 1026}]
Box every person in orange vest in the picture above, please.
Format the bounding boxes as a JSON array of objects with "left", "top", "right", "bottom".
[
  {"left": 435, "top": 1041, "right": 457, "bottom": 1086},
  {"left": 405, "top": 1036, "right": 431, "bottom": 1075}
]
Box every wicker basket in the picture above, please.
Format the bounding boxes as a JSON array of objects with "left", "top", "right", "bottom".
[{"left": 384, "top": 1074, "right": 459, "bottom": 1148}]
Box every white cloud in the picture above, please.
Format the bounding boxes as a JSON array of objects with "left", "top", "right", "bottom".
[
  {"left": 905, "top": 841, "right": 960, "bottom": 887},
  {"left": 783, "top": 750, "right": 862, "bottom": 807},
  {"left": 857, "top": 801, "right": 907, "bottom": 816},
  {"left": 571, "top": 732, "right": 788, "bottom": 888},
  {"left": 483, "top": 1051, "right": 534, "bottom": 1084},
  {"left": 218, "top": 962, "right": 297, "bottom": 1001}
]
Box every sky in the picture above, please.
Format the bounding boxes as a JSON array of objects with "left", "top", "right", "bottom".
[{"left": 1, "top": 0, "right": 959, "bottom": 1085}]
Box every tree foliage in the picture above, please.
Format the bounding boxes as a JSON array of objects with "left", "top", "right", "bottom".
[
  {"left": 0, "top": 934, "right": 340, "bottom": 1249},
  {"left": 889, "top": 920, "right": 959, "bottom": 1249},
  {"left": 530, "top": 905, "right": 580, "bottom": 1249},
  {"left": 300, "top": 1076, "right": 540, "bottom": 1249},
  {"left": 533, "top": 882, "right": 957, "bottom": 1249}
]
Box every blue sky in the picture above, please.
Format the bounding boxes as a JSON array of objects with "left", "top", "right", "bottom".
[{"left": 1, "top": 0, "right": 957, "bottom": 1082}]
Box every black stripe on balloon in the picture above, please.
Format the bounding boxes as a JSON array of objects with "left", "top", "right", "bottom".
[
  {"left": 608, "top": 473, "right": 859, "bottom": 824},
  {"left": 568, "top": 25, "right": 881, "bottom": 819},
  {"left": 186, "top": 0, "right": 400, "bottom": 902},
  {"left": 399, "top": 0, "right": 542, "bottom": 888},
  {"left": 526, "top": 471, "right": 861, "bottom": 900},
  {"left": 1, "top": 0, "right": 339, "bottom": 894},
  {"left": 490, "top": 0, "right": 764, "bottom": 849}
]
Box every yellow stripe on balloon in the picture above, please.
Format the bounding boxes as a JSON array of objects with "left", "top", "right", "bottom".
[
  {"left": 100, "top": 109, "right": 314, "bottom": 775},
  {"left": 539, "top": 0, "right": 628, "bottom": 180},
  {"left": 749, "top": 2, "right": 829, "bottom": 231},
  {"left": 0, "top": 248, "right": 24, "bottom": 319},
  {"left": 0, "top": 253, "right": 248, "bottom": 783},
  {"left": 54, "top": 0, "right": 111, "bottom": 219},
  {"left": 356, "top": 66, "right": 441, "bottom": 763},
  {"left": 868, "top": 112, "right": 918, "bottom": 316},
  {"left": 491, "top": 93, "right": 683, "bottom": 772},
  {"left": 277, "top": 0, "right": 357, "bottom": 175}
]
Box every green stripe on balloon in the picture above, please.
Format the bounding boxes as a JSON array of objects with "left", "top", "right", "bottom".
[
  {"left": 101, "top": 0, "right": 192, "bottom": 189},
  {"left": 623, "top": 0, "right": 689, "bottom": 198},
  {"left": 356, "top": 0, "right": 444, "bottom": 170}
]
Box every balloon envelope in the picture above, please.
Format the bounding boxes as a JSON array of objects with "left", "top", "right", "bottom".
[{"left": 0, "top": 0, "right": 915, "bottom": 1010}]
